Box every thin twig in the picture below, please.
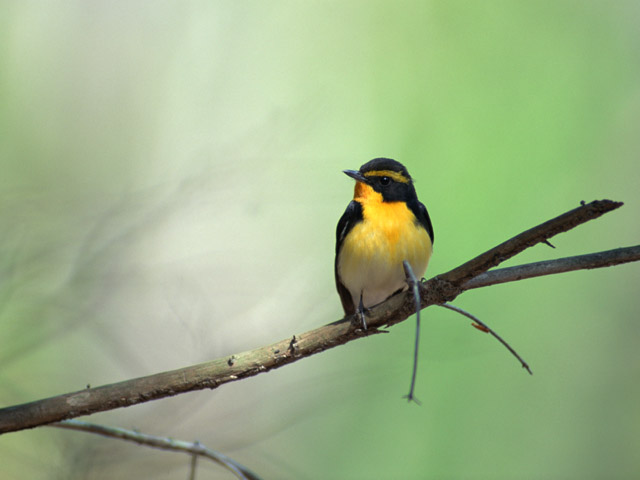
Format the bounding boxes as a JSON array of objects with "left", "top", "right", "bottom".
[
  {"left": 189, "top": 448, "right": 198, "bottom": 480},
  {"left": 439, "top": 304, "right": 532, "bottom": 375},
  {"left": 0, "top": 201, "right": 636, "bottom": 434},
  {"left": 402, "top": 261, "right": 422, "bottom": 405},
  {"left": 52, "top": 420, "right": 262, "bottom": 480}
]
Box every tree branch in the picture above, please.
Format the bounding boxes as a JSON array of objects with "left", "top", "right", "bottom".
[
  {"left": 0, "top": 199, "right": 636, "bottom": 434},
  {"left": 52, "top": 420, "right": 262, "bottom": 480},
  {"left": 439, "top": 199, "right": 623, "bottom": 286},
  {"left": 463, "top": 246, "right": 640, "bottom": 290}
]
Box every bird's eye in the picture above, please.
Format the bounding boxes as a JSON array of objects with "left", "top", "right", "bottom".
[{"left": 380, "top": 176, "right": 391, "bottom": 186}]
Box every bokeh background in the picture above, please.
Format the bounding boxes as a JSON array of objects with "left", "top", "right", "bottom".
[{"left": 1, "top": 1, "right": 639, "bottom": 479}]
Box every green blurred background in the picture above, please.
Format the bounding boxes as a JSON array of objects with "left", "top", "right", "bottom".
[{"left": 1, "top": 1, "right": 639, "bottom": 479}]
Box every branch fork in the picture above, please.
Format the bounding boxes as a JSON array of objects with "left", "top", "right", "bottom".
[{"left": 1, "top": 199, "right": 638, "bottom": 435}]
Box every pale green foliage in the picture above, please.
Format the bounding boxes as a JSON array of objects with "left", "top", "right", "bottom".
[{"left": 1, "top": 2, "right": 638, "bottom": 479}]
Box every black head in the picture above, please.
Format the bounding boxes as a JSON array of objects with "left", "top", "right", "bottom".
[{"left": 344, "top": 157, "right": 417, "bottom": 202}]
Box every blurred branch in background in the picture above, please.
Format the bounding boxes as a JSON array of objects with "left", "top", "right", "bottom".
[
  {"left": 53, "top": 419, "right": 262, "bottom": 480},
  {"left": 0, "top": 200, "right": 638, "bottom": 435}
]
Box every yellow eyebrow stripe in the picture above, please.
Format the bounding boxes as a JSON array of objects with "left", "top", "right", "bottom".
[{"left": 363, "top": 170, "right": 410, "bottom": 183}]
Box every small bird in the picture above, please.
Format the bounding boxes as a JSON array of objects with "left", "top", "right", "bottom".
[{"left": 335, "top": 158, "right": 434, "bottom": 327}]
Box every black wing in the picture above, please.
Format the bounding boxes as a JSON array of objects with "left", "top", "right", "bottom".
[
  {"left": 334, "top": 201, "right": 363, "bottom": 315},
  {"left": 409, "top": 199, "right": 434, "bottom": 244},
  {"left": 335, "top": 200, "right": 362, "bottom": 253}
]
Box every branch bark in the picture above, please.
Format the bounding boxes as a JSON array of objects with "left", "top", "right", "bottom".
[{"left": 0, "top": 199, "right": 637, "bottom": 434}]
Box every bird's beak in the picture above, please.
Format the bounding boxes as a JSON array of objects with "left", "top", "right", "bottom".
[{"left": 343, "top": 169, "right": 368, "bottom": 184}]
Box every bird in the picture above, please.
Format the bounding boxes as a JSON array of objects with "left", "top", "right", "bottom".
[{"left": 335, "top": 158, "right": 434, "bottom": 328}]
